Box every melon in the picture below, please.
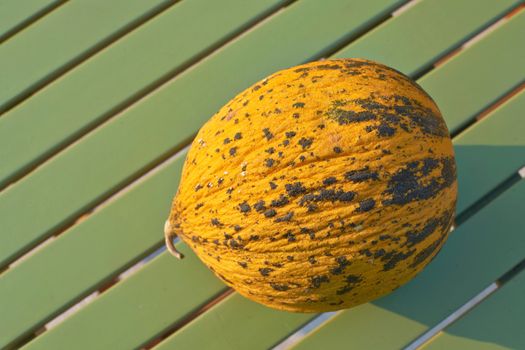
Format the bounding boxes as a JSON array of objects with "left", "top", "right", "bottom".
[{"left": 164, "top": 58, "right": 457, "bottom": 312}]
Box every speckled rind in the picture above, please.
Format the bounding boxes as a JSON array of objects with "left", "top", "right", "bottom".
[{"left": 167, "top": 58, "right": 457, "bottom": 313}]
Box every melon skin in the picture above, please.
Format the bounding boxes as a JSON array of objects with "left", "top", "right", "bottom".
[{"left": 166, "top": 58, "right": 457, "bottom": 313}]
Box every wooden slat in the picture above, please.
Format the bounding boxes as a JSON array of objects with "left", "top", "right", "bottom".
[
  {"left": 293, "top": 179, "right": 525, "bottom": 350},
  {"left": 424, "top": 270, "right": 525, "bottom": 350},
  {"left": 418, "top": 9, "right": 525, "bottom": 134},
  {"left": 0, "top": 0, "right": 405, "bottom": 267},
  {"left": 22, "top": 245, "right": 226, "bottom": 350},
  {"left": 333, "top": 0, "right": 522, "bottom": 78},
  {"left": 155, "top": 293, "right": 312, "bottom": 350},
  {"left": 0, "top": 0, "right": 286, "bottom": 188},
  {"left": 0, "top": 0, "right": 61, "bottom": 40},
  {"left": 0, "top": 153, "right": 185, "bottom": 348},
  {"left": 8, "top": 0, "right": 407, "bottom": 349},
  {"left": 454, "top": 90, "right": 525, "bottom": 214},
  {"left": 155, "top": 88, "right": 525, "bottom": 350},
  {"left": 0, "top": 0, "right": 173, "bottom": 111}
]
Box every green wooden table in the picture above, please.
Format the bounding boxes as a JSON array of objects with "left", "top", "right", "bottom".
[{"left": 1, "top": 0, "right": 524, "bottom": 349}]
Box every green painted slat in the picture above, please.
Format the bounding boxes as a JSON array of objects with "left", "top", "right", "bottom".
[
  {"left": 418, "top": 9, "right": 525, "bottom": 134},
  {"left": 0, "top": 0, "right": 286, "bottom": 188},
  {"left": 293, "top": 180, "right": 525, "bottom": 350},
  {"left": 0, "top": 0, "right": 172, "bottom": 110},
  {"left": 10, "top": 0, "right": 406, "bottom": 349},
  {"left": 0, "top": 152, "right": 185, "bottom": 349},
  {"left": 425, "top": 270, "right": 525, "bottom": 350},
  {"left": 454, "top": 90, "right": 525, "bottom": 213},
  {"left": 155, "top": 293, "right": 312, "bottom": 350},
  {"left": 334, "top": 0, "right": 522, "bottom": 78},
  {"left": 0, "top": 0, "right": 61, "bottom": 39},
  {"left": 0, "top": 0, "right": 406, "bottom": 266},
  {"left": 22, "top": 245, "right": 226, "bottom": 350}
]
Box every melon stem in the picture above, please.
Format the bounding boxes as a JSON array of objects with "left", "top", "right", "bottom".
[{"left": 164, "top": 220, "right": 184, "bottom": 259}]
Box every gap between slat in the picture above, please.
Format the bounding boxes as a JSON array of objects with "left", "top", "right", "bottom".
[
  {"left": 0, "top": 1, "right": 296, "bottom": 193},
  {"left": 0, "top": 0, "right": 180, "bottom": 116},
  {"left": 405, "top": 283, "right": 499, "bottom": 350},
  {"left": 140, "top": 288, "right": 235, "bottom": 350},
  {"left": 407, "top": 255, "right": 525, "bottom": 349},
  {"left": 0, "top": 0, "right": 68, "bottom": 44}
]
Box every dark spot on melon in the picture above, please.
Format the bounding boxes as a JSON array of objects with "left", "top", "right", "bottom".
[
  {"left": 293, "top": 102, "right": 305, "bottom": 108},
  {"left": 301, "top": 227, "right": 315, "bottom": 239},
  {"left": 265, "top": 158, "right": 275, "bottom": 167},
  {"left": 263, "top": 128, "right": 273, "bottom": 140},
  {"left": 283, "top": 231, "right": 296, "bottom": 241},
  {"left": 377, "top": 122, "right": 396, "bottom": 136},
  {"left": 382, "top": 250, "right": 415, "bottom": 271},
  {"left": 357, "top": 198, "right": 376, "bottom": 212},
  {"left": 239, "top": 201, "right": 251, "bottom": 213},
  {"left": 229, "top": 147, "right": 237, "bottom": 156},
  {"left": 345, "top": 167, "right": 379, "bottom": 182},
  {"left": 333, "top": 146, "right": 342, "bottom": 154},
  {"left": 264, "top": 209, "right": 277, "bottom": 218},
  {"left": 323, "top": 177, "right": 337, "bottom": 185},
  {"left": 346, "top": 275, "right": 361, "bottom": 283},
  {"left": 299, "top": 189, "right": 355, "bottom": 205},
  {"left": 383, "top": 157, "right": 456, "bottom": 205},
  {"left": 374, "top": 249, "right": 386, "bottom": 258},
  {"left": 259, "top": 268, "right": 273, "bottom": 276},
  {"left": 271, "top": 194, "right": 289, "bottom": 207},
  {"left": 211, "top": 218, "right": 222, "bottom": 227},
  {"left": 307, "top": 204, "right": 318, "bottom": 212},
  {"left": 254, "top": 200, "right": 266, "bottom": 212},
  {"left": 330, "top": 256, "right": 351, "bottom": 275},
  {"left": 311, "top": 275, "right": 330, "bottom": 288},
  {"left": 317, "top": 64, "right": 342, "bottom": 70},
  {"left": 285, "top": 182, "right": 307, "bottom": 196},
  {"left": 298, "top": 137, "right": 313, "bottom": 149},
  {"left": 270, "top": 283, "right": 289, "bottom": 291}
]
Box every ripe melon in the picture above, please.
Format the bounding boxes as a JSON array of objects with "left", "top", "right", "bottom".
[{"left": 165, "top": 58, "right": 457, "bottom": 312}]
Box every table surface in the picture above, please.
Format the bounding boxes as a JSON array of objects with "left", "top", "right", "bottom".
[{"left": 0, "top": 0, "right": 524, "bottom": 349}]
